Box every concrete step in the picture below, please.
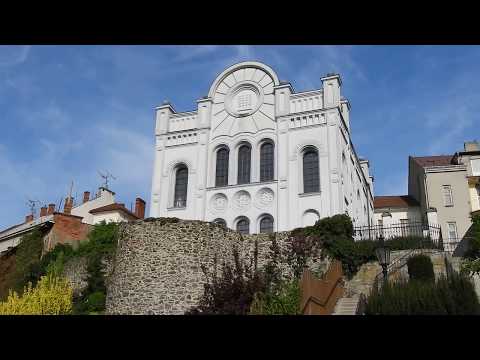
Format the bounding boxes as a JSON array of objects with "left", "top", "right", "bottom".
[{"left": 332, "top": 296, "right": 360, "bottom": 315}]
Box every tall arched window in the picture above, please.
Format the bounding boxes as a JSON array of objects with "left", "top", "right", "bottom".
[
  {"left": 237, "top": 144, "right": 251, "bottom": 184},
  {"left": 260, "top": 142, "right": 274, "bottom": 182},
  {"left": 215, "top": 147, "right": 229, "bottom": 187},
  {"left": 259, "top": 215, "right": 274, "bottom": 233},
  {"left": 236, "top": 217, "right": 250, "bottom": 235},
  {"left": 213, "top": 218, "right": 227, "bottom": 228},
  {"left": 174, "top": 165, "right": 188, "bottom": 207},
  {"left": 303, "top": 148, "right": 319, "bottom": 193}
]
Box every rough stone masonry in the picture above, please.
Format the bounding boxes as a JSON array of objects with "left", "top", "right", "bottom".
[{"left": 105, "top": 218, "right": 295, "bottom": 315}]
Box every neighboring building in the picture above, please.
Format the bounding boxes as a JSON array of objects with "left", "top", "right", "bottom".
[
  {"left": 408, "top": 151, "right": 473, "bottom": 250},
  {"left": 453, "top": 141, "right": 480, "bottom": 213},
  {"left": 89, "top": 198, "right": 145, "bottom": 225},
  {"left": 0, "top": 186, "right": 146, "bottom": 255},
  {"left": 0, "top": 204, "right": 90, "bottom": 254},
  {"left": 373, "top": 195, "right": 422, "bottom": 226},
  {"left": 150, "top": 61, "right": 374, "bottom": 234},
  {"left": 369, "top": 195, "right": 423, "bottom": 240}
]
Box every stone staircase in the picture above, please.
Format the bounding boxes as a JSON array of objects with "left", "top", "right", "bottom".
[
  {"left": 332, "top": 296, "right": 360, "bottom": 315},
  {"left": 331, "top": 250, "right": 457, "bottom": 315}
]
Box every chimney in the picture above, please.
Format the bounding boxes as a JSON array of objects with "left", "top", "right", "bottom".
[
  {"left": 465, "top": 141, "right": 480, "bottom": 152},
  {"left": 135, "top": 198, "right": 146, "bottom": 219},
  {"left": 64, "top": 197, "right": 73, "bottom": 214},
  {"left": 25, "top": 214, "right": 34, "bottom": 223},
  {"left": 83, "top": 191, "right": 90, "bottom": 204},
  {"left": 39, "top": 206, "right": 47, "bottom": 217},
  {"left": 47, "top": 203, "right": 55, "bottom": 215}
]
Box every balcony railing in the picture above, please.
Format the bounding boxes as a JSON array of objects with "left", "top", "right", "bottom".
[{"left": 353, "top": 221, "right": 443, "bottom": 250}]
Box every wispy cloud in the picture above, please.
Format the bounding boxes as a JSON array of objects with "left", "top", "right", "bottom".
[
  {"left": 173, "top": 45, "right": 220, "bottom": 62},
  {"left": 0, "top": 45, "right": 31, "bottom": 67}
]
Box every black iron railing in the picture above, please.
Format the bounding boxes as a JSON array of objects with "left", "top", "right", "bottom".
[{"left": 353, "top": 221, "right": 442, "bottom": 247}]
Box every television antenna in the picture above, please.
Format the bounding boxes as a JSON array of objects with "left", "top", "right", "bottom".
[
  {"left": 26, "top": 199, "right": 41, "bottom": 217},
  {"left": 98, "top": 170, "right": 116, "bottom": 190}
]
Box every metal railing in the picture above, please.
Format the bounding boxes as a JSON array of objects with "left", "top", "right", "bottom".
[{"left": 353, "top": 221, "right": 442, "bottom": 243}]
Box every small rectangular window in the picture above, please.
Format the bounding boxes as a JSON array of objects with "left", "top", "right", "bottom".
[
  {"left": 447, "top": 222, "right": 458, "bottom": 241},
  {"left": 442, "top": 185, "right": 454, "bottom": 207}
]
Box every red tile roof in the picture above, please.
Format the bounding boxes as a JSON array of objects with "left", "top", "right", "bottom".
[
  {"left": 412, "top": 155, "right": 454, "bottom": 167},
  {"left": 374, "top": 195, "right": 419, "bottom": 209},
  {"left": 89, "top": 203, "right": 139, "bottom": 219}
]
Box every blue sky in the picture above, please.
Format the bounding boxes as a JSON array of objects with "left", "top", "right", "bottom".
[{"left": 0, "top": 45, "right": 479, "bottom": 229}]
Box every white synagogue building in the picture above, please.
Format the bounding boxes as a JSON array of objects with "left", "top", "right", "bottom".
[{"left": 150, "top": 61, "right": 374, "bottom": 234}]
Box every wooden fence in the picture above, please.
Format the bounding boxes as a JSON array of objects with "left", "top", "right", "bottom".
[{"left": 300, "top": 260, "right": 344, "bottom": 315}]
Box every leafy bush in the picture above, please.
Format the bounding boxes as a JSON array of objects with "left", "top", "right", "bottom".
[
  {"left": 0, "top": 273, "right": 73, "bottom": 315},
  {"left": 293, "top": 215, "right": 376, "bottom": 278},
  {"left": 386, "top": 236, "right": 440, "bottom": 251},
  {"left": 188, "top": 238, "right": 303, "bottom": 315},
  {"left": 187, "top": 242, "right": 268, "bottom": 315},
  {"left": 72, "top": 221, "right": 119, "bottom": 314},
  {"left": 284, "top": 231, "right": 322, "bottom": 278},
  {"left": 76, "top": 221, "right": 119, "bottom": 259},
  {"left": 461, "top": 258, "right": 480, "bottom": 276},
  {"left": 249, "top": 279, "right": 301, "bottom": 315},
  {"left": 9, "top": 230, "right": 44, "bottom": 293},
  {"left": 407, "top": 255, "right": 435, "bottom": 282},
  {"left": 290, "top": 215, "right": 442, "bottom": 279},
  {"left": 365, "top": 272, "right": 480, "bottom": 315}
]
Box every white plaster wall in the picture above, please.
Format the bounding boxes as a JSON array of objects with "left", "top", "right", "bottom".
[
  {"left": 92, "top": 211, "right": 133, "bottom": 225},
  {"left": 373, "top": 207, "right": 422, "bottom": 225},
  {"left": 0, "top": 236, "right": 21, "bottom": 253},
  {"left": 71, "top": 188, "right": 116, "bottom": 225}
]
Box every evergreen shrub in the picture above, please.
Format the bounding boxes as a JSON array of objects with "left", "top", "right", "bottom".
[{"left": 407, "top": 254, "right": 435, "bottom": 282}]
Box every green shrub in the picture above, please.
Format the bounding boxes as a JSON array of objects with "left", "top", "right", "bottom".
[
  {"left": 9, "top": 230, "right": 44, "bottom": 293},
  {"left": 365, "top": 272, "right": 480, "bottom": 315},
  {"left": 249, "top": 279, "right": 301, "bottom": 315},
  {"left": 187, "top": 242, "right": 269, "bottom": 315},
  {"left": 386, "top": 236, "right": 439, "bottom": 251},
  {"left": 461, "top": 258, "right": 480, "bottom": 276},
  {"left": 407, "top": 255, "right": 435, "bottom": 282},
  {"left": 73, "top": 221, "right": 119, "bottom": 314}
]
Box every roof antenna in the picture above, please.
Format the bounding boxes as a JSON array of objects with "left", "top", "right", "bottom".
[
  {"left": 26, "top": 199, "right": 41, "bottom": 217},
  {"left": 98, "top": 170, "right": 116, "bottom": 190}
]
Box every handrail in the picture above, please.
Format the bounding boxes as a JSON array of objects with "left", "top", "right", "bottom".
[{"left": 300, "top": 261, "right": 344, "bottom": 314}]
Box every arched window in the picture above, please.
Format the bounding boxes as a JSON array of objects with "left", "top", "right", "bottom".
[
  {"left": 259, "top": 215, "right": 274, "bottom": 233},
  {"left": 215, "top": 147, "right": 229, "bottom": 187},
  {"left": 260, "top": 142, "right": 274, "bottom": 182},
  {"left": 213, "top": 218, "right": 227, "bottom": 228},
  {"left": 237, "top": 144, "right": 251, "bottom": 185},
  {"left": 303, "top": 148, "right": 319, "bottom": 193},
  {"left": 236, "top": 217, "right": 250, "bottom": 235},
  {"left": 174, "top": 165, "right": 188, "bottom": 208}
]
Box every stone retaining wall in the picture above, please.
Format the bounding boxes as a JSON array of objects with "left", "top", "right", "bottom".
[{"left": 105, "top": 218, "right": 297, "bottom": 315}]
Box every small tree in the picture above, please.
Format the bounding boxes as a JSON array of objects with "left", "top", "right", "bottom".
[{"left": 0, "top": 273, "right": 73, "bottom": 315}]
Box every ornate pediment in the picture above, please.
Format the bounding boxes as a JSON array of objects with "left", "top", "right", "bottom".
[{"left": 209, "top": 62, "right": 279, "bottom": 139}]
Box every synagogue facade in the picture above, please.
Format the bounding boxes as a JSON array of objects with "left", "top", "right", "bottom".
[{"left": 150, "top": 61, "right": 374, "bottom": 234}]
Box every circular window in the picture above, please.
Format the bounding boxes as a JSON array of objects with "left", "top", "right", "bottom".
[{"left": 225, "top": 81, "right": 264, "bottom": 118}]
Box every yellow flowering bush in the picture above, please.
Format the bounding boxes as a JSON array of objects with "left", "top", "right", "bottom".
[{"left": 0, "top": 274, "right": 73, "bottom": 315}]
